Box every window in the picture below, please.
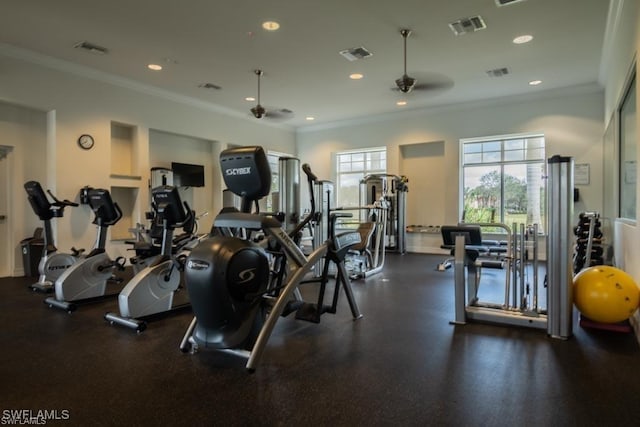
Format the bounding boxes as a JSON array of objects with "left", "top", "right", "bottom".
[
  {"left": 335, "top": 148, "right": 386, "bottom": 209},
  {"left": 461, "top": 134, "right": 546, "bottom": 232},
  {"left": 619, "top": 73, "right": 636, "bottom": 220}
]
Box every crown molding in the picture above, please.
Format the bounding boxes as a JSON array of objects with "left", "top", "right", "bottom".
[
  {"left": 0, "top": 43, "right": 293, "bottom": 130},
  {"left": 297, "top": 82, "right": 604, "bottom": 134},
  {"left": 598, "top": 0, "right": 626, "bottom": 85}
]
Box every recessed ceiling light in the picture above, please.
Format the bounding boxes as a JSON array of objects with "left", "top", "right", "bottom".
[
  {"left": 396, "top": 101, "right": 407, "bottom": 106},
  {"left": 305, "top": 116, "right": 315, "bottom": 121},
  {"left": 147, "top": 64, "right": 162, "bottom": 71},
  {"left": 245, "top": 96, "right": 255, "bottom": 102},
  {"left": 529, "top": 80, "right": 542, "bottom": 86},
  {"left": 349, "top": 73, "right": 364, "bottom": 80},
  {"left": 513, "top": 34, "right": 533, "bottom": 44},
  {"left": 262, "top": 21, "right": 280, "bottom": 31}
]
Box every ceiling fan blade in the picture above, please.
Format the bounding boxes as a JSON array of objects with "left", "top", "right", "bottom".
[
  {"left": 392, "top": 72, "right": 454, "bottom": 94},
  {"left": 411, "top": 72, "right": 455, "bottom": 92},
  {"left": 392, "top": 29, "right": 454, "bottom": 95},
  {"left": 247, "top": 69, "right": 293, "bottom": 120},
  {"left": 264, "top": 107, "right": 294, "bottom": 120}
]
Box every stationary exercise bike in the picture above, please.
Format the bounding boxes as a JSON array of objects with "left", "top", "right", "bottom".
[
  {"left": 45, "top": 188, "right": 125, "bottom": 313},
  {"left": 179, "top": 146, "right": 363, "bottom": 371},
  {"left": 126, "top": 206, "right": 202, "bottom": 275},
  {"left": 104, "top": 185, "right": 194, "bottom": 332},
  {"left": 24, "top": 181, "right": 85, "bottom": 292}
]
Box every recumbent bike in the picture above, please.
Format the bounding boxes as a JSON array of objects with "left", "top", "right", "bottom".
[
  {"left": 180, "top": 146, "right": 363, "bottom": 371},
  {"left": 104, "top": 185, "right": 194, "bottom": 332}
]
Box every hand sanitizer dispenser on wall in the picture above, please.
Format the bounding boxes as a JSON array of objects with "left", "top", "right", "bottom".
[{"left": 150, "top": 167, "right": 173, "bottom": 188}]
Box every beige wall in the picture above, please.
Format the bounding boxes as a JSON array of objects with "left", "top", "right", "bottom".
[
  {"left": 600, "top": 0, "right": 639, "bottom": 277},
  {"left": 1, "top": 0, "right": 637, "bottom": 277},
  {"left": 0, "top": 102, "right": 47, "bottom": 275},
  {"left": 148, "top": 129, "right": 218, "bottom": 233},
  {"left": 297, "top": 86, "right": 604, "bottom": 253},
  {"left": 598, "top": 0, "right": 639, "bottom": 335},
  {"left": 0, "top": 48, "right": 295, "bottom": 275}
]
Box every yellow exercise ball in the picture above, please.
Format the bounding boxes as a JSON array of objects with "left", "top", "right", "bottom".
[{"left": 573, "top": 265, "right": 640, "bottom": 323}]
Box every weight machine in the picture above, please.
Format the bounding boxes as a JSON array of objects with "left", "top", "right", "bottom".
[
  {"left": 450, "top": 155, "right": 574, "bottom": 339},
  {"left": 360, "top": 174, "right": 408, "bottom": 254}
]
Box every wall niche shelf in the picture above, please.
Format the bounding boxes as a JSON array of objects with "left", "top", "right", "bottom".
[
  {"left": 110, "top": 174, "right": 142, "bottom": 181},
  {"left": 111, "top": 122, "right": 137, "bottom": 177}
]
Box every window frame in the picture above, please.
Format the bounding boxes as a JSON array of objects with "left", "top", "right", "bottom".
[
  {"left": 617, "top": 65, "right": 637, "bottom": 221},
  {"left": 459, "top": 133, "right": 546, "bottom": 230},
  {"left": 334, "top": 147, "right": 387, "bottom": 209}
]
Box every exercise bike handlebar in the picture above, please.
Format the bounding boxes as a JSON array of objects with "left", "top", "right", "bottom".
[
  {"left": 301, "top": 163, "right": 317, "bottom": 182},
  {"left": 46, "top": 189, "right": 79, "bottom": 208},
  {"left": 104, "top": 202, "right": 123, "bottom": 226},
  {"left": 179, "top": 202, "right": 194, "bottom": 229}
]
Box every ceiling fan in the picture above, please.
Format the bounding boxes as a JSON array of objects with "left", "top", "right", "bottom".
[
  {"left": 393, "top": 29, "right": 454, "bottom": 94},
  {"left": 250, "top": 69, "right": 294, "bottom": 120}
]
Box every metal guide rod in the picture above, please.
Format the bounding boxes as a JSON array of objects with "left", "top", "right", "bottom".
[
  {"left": 532, "top": 223, "right": 539, "bottom": 312},
  {"left": 451, "top": 234, "right": 467, "bottom": 324},
  {"left": 449, "top": 232, "right": 547, "bottom": 330},
  {"left": 519, "top": 223, "right": 526, "bottom": 310},
  {"left": 511, "top": 225, "right": 518, "bottom": 309}
]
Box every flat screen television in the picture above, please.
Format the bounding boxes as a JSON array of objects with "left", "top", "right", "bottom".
[{"left": 171, "top": 162, "right": 205, "bottom": 187}]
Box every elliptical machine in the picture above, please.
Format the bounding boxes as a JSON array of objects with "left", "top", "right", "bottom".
[
  {"left": 24, "top": 181, "right": 84, "bottom": 292},
  {"left": 45, "top": 188, "right": 125, "bottom": 313},
  {"left": 104, "top": 185, "right": 194, "bottom": 332},
  {"left": 179, "top": 146, "right": 363, "bottom": 371}
]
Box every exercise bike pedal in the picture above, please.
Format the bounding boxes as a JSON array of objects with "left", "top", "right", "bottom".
[
  {"left": 29, "top": 283, "right": 55, "bottom": 293},
  {"left": 437, "top": 261, "right": 452, "bottom": 271},
  {"left": 108, "top": 275, "right": 124, "bottom": 285},
  {"left": 281, "top": 300, "right": 304, "bottom": 317}
]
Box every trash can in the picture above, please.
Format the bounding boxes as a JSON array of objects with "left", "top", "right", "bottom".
[{"left": 21, "top": 228, "right": 44, "bottom": 277}]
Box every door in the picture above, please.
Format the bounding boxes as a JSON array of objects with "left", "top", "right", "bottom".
[{"left": 0, "top": 146, "right": 13, "bottom": 277}]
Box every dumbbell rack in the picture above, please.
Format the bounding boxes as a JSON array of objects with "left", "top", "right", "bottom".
[
  {"left": 573, "top": 212, "right": 604, "bottom": 274},
  {"left": 572, "top": 212, "right": 632, "bottom": 332}
]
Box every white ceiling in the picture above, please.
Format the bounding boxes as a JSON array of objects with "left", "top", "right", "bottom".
[{"left": 0, "top": 0, "right": 611, "bottom": 128}]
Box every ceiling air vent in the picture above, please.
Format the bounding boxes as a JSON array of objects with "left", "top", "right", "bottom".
[
  {"left": 486, "top": 67, "right": 510, "bottom": 77},
  {"left": 448, "top": 16, "right": 487, "bottom": 36},
  {"left": 495, "top": 0, "right": 527, "bottom": 6},
  {"left": 198, "top": 83, "right": 222, "bottom": 90},
  {"left": 73, "top": 41, "right": 108, "bottom": 55},
  {"left": 339, "top": 46, "right": 373, "bottom": 61}
]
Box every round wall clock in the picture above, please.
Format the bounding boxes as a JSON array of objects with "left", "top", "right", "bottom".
[{"left": 78, "top": 134, "right": 95, "bottom": 150}]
